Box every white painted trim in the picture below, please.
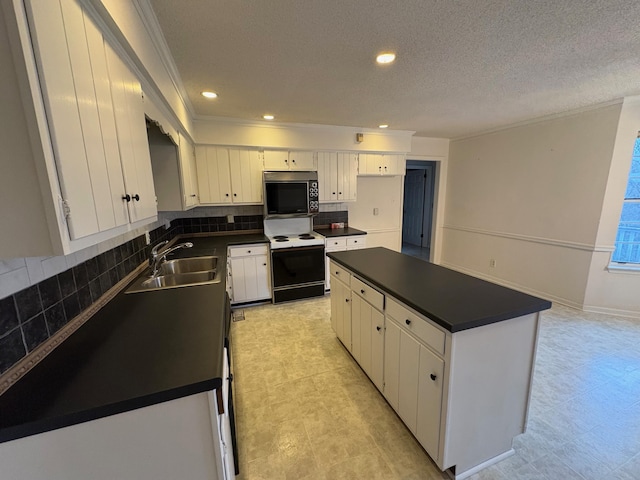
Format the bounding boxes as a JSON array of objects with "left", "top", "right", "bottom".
[
  {"left": 443, "top": 224, "right": 614, "bottom": 252},
  {"left": 133, "top": 0, "right": 195, "bottom": 117},
  {"left": 582, "top": 304, "right": 640, "bottom": 319},
  {"left": 606, "top": 263, "right": 640, "bottom": 274},
  {"left": 446, "top": 449, "right": 515, "bottom": 480},
  {"left": 452, "top": 99, "right": 625, "bottom": 142},
  {"left": 194, "top": 115, "right": 416, "bottom": 137}
]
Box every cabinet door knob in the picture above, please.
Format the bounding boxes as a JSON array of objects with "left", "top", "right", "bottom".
[
  {"left": 190, "top": 194, "right": 197, "bottom": 197},
  {"left": 248, "top": 250, "right": 251, "bottom": 254},
  {"left": 229, "top": 373, "right": 234, "bottom": 382},
  {"left": 132, "top": 194, "right": 140, "bottom": 201},
  {"left": 405, "top": 319, "right": 411, "bottom": 325},
  {"left": 361, "top": 289, "right": 365, "bottom": 294},
  {"left": 339, "top": 192, "right": 342, "bottom": 195},
  {"left": 430, "top": 374, "right": 437, "bottom": 381},
  {"left": 122, "top": 194, "right": 131, "bottom": 202},
  {"left": 263, "top": 263, "right": 267, "bottom": 266},
  {"left": 234, "top": 193, "right": 237, "bottom": 197},
  {"left": 226, "top": 193, "right": 229, "bottom": 197},
  {"left": 332, "top": 192, "right": 336, "bottom": 195},
  {"left": 292, "top": 159, "right": 296, "bottom": 163},
  {"left": 376, "top": 326, "right": 381, "bottom": 331},
  {"left": 345, "top": 298, "right": 349, "bottom": 303},
  {"left": 335, "top": 271, "right": 339, "bottom": 275}
]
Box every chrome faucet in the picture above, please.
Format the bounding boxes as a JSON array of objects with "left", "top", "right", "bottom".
[{"left": 149, "top": 241, "right": 194, "bottom": 276}]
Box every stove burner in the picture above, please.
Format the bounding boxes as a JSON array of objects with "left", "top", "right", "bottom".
[
  {"left": 273, "top": 235, "right": 288, "bottom": 240},
  {"left": 299, "top": 234, "right": 315, "bottom": 239},
  {"left": 275, "top": 238, "right": 289, "bottom": 242}
]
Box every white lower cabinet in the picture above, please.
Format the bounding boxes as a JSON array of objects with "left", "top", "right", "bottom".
[
  {"left": 350, "top": 283, "right": 384, "bottom": 391},
  {"left": 227, "top": 244, "right": 270, "bottom": 304},
  {"left": 324, "top": 235, "right": 366, "bottom": 290},
  {"left": 329, "top": 267, "right": 351, "bottom": 350},
  {"left": 416, "top": 343, "right": 445, "bottom": 458},
  {"left": 330, "top": 262, "right": 540, "bottom": 478}
]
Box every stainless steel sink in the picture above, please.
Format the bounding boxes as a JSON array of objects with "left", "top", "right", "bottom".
[
  {"left": 158, "top": 256, "right": 218, "bottom": 275},
  {"left": 126, "top": 264, "right": 221, "bottom": 294}
]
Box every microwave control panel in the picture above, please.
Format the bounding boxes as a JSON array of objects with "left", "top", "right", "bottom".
[{"left": 309, "top": 181, "right": 319, "bottom": 213}]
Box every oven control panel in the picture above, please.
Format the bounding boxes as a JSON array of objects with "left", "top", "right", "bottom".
[{"left": 309, "top": 180, "right": 319, "bottom": 213}]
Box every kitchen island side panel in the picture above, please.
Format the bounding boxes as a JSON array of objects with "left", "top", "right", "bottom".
[{"left": 441, "top": 312, "right": 540, "bottom": 473}]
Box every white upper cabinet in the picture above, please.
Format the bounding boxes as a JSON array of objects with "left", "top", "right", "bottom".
[
  {"left": 358, "top": 153, "right": 406, "bottom": 176},
  {"left": 228, "top": 148, "right": 263, "bottom": 203},
  {"left": 28, "top": 0, "right": 157, "bottom": 231},
  {"left": 179, "top": 133, "right": 199, "bottom": 208},
  {"left": 104, "top": 42, "right": 157, "bottom": 223},
  {"left": 196, "top": 146, "right": 263, "bottom": 205},
  {"left": 2, "top": 0, "right": 156, "bottom": 255},
  {"left": 317, "top": 152, "right": 358, "bottom": 202},
  {"left": 196, "top": 146, "right": 232, "bottom": 204},
  {"left": 263, "top": 150, "right": 316, "bottom": 171}
]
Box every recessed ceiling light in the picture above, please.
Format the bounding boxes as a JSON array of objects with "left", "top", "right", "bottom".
[
  {"left": 379, "top": 124, "right": 389, "bottom": 129},
  {"left": 263, "top": 114, "right": 275, "bottom": 120},
  {"left": 376, "top": 52, "right": 396, "bottom": 64},
  {"left": 201, "top": 91, "right": 218, "bottom": 99}
]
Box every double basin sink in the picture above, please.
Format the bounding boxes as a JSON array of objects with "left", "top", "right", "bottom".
[{"left": 126, "top": 256, "right": 221, "bottom": 294}]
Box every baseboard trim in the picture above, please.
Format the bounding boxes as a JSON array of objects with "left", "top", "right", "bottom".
[{"left": 446, "top": 449, "right": 515, "bottom": 480}]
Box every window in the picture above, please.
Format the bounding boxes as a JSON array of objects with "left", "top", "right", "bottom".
[{"left": 612, "top": 135, "right": 640, "bottom": 264}]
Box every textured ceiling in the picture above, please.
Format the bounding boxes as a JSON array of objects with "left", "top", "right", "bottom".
[{"left": 148, "top": 0, "right": 640, "bottom": 138}]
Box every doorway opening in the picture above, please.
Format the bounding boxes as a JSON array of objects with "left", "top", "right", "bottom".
[{"left": 402, "top": 160, "right": 436, "bottom": 261}]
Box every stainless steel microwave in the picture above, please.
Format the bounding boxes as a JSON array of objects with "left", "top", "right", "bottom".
[{"left": 263, "top": 171, "right": 319, "bottom": 218}]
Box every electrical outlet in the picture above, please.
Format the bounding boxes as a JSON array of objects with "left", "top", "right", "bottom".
[
  {"left": 144, "top": 232, "right": 151, "bottom": 245},
  {"left": 489, "top": 259, "right": 496, "bottom": 268}
]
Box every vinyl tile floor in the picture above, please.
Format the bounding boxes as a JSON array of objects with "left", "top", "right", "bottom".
[{"left": 232, "top": 296, "right": 640, "bottom": 480}]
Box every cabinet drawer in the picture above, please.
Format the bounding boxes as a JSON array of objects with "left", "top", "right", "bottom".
[
  {"left": 346, "top": 236, "right": 366, "bottom": 249},
  {"left": 228, "top": 244, "right": 268, "bottom": 257},
  {"left": 329, "top": 261, "right": 351, "bottom": 285},
  {"left": 386, "top": 297, "right": 445, "bottom": 356},
  {"left": 325, "top": 237, "right": 347, "bottom": 250},
  {"left": 351, "top": 276, "right": 384, "bottom": 311}
]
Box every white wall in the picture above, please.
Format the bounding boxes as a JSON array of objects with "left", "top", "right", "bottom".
[
  {"left": 584, "top": 97, "right": 640, "bottom": 317},
  {"left": 348, "top": 176, "right": 404, "bottom": 251},
  {"left": 194, "top": 118, "right": 413, "bottom": 153},
  {"left": 444, "top": 103, "right": 624, "bottom": 309}
]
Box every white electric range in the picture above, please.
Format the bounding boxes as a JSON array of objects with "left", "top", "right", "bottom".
[
  {"left": 263, "top": 217, "right": 325, "bottom": 303},
  {"left": 264, "top": 218, "right": 325, "bottom": 249}
]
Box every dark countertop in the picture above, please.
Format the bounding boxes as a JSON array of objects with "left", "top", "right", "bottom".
[
  {"left": 0, "top": 232, "right": 268, "bottom": 443},
  {"left": 328, "top": 248, "right": 551, "bottom": 333},
  {"left": 314, "top": 226, "right": 367, "bottom": 237}
]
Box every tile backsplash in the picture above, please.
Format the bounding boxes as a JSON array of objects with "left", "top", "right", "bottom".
[
  {"left": 0, "top": 214, "right": 262, "bottom": 375},
  {"left": 313, "top": 210, "right": 349, "bottom": 227}
]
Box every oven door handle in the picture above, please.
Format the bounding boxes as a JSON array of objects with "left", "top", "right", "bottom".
[{"left": 271, "top": 245, "right": 325, "bottom": 254}]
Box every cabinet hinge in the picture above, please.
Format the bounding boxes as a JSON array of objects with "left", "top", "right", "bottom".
[{"left": 61, "top": 199, "right": 71, "bottom": 218}]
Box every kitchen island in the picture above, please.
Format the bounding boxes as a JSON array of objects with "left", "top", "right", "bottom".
[
  {"left": 327, "top": 247, "right": 551, "bottom": 479},
  {"left": 0, "top": 233, "right": 267, "bottom": 480}
]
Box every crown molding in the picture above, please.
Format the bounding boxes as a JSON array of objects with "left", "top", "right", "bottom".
[
  {"left": 134, "top": 0, "right": 196, "bottom": 117},
  {"left": 452, "top": 98, "right": 625, "bottom": 142},
  {"left": 193, "top": 114, "right": 416, "bottom": 137}
]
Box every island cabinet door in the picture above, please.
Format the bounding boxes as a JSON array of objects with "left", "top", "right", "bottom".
[
  {"left": 398, "top": 330, "right": 420, "bottom": 433},
  {"left": 351, "top": 294, "right": 384, "bottom": 391},
  {"left": 331, "top": 276, "right": 352, "bottom": 350},
  {"left": 416, "top": 344, "right": 445, "bottom": 461},
  {"left": 383, "top": 320, "right": 401, "bottom": 410}
]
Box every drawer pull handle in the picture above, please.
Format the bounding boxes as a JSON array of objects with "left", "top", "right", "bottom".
[
  {"left": 376, "top": 326, "right": 381, "bottom": 331},
  {"left": 405, "top": 319, "right": 411, "bottom": 325},
  {"left": 430, "top": 374, "right": 437, "bottom": 381},
  {"left": 361, "top": 289, "right": 365, "bottom": 294}
]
